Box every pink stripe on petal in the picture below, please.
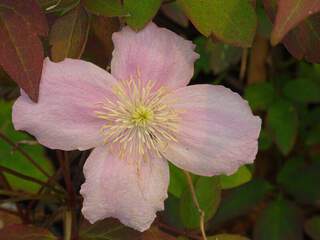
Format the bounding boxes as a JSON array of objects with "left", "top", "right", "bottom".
[
  {"left": 80, "top": 146, "right": 169, "bottom": 232},
  {"left": 111, "top": 22, "right": 199, "bottom": 90},
  {"left": 12, "top": 58, "right": 116, "bottom": 151},
  {"left": 162, "top": 84, "right": 261, "bottom": 176}
]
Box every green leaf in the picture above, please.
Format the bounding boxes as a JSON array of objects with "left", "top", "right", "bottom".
[
  {"left": 163, "top": 194, "right": 184, "bottom": 229},
  {"left": 50, "top": 6, "right": 90, "bottom": 62},
  {"left": 180, "top": 176, "right": 221, "bottom": 229},
  {"left": 253, "top": 198, "right": 303, "bottom": 240},
  {"left": 283, "top": 78, "right": 320, "bottom": 103},
  {"left": 306, "top": 124, "right": 320, "bottom": 146},
  {"left": 84, "top": 0, "right": 161, "bottom": 30},
  {"left": 304, "top": 216, "right": 320, "bottom": 240},
  {"left": 177, "top": 0, "right": 257, "bottom": 47},
  {"left": 219, "top": 166, "right": 252, "bottom": 190},
  {"left": 124, "top": 0, "right": 161, "bottom": 30},
  {"left": 256, "top": 2, "right": 272, "bottom": 38},
  {"left": 83, "top": 0, "right": 127, "bottom": 17},
  {"left": 79, "top": 219, "right": 141, "bottom": 240},
  {"left": 277, "top": 158, "right": 320, "bottom": 204},
  {"left": 194, "top": 37, "right": 212, "bottom": 75},
  {"left": 194, "top": 37, "right": 242, "bottom": 75},
  {"left": 244, "top": 82, "right": 275, "bottom": 111},
  {"left": 208, "top": 234, "right": 249, "bottom": 240},
  {"left": 0, "top": 101, "right": 54, "bottom": 193},
  {"left": 258, "top": 129, "right": 273, "bottom": 151},
  {"left": 168, "top": 163, "right": 188, "bottom": 198},
  {"left": 267, "top": 99, "right": 298, "bottom": 155},
  {"left": 207, "top": 42, "right": 242, "bottom": 74},
  {"left": 210, "top": 179, "right": 273, "bottom": 227},
  {"left": 0, "top": 224, "right": 57, "bottom": 240}
]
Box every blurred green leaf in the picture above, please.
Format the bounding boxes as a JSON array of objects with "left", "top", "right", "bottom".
[
  {"left": 208, "top": 234, "right": 249, "bottom": 240},
  {"left": 258, "top": 129, "right": 273, "bottom": 151},
  {"left": 194, "top": 37, "right": 212, "bottom": 75},
  {"left": 306, "top": 124, "right": 320, "bottom": 146},
  {"left": 208, "top": 42, "right": 242, "bottom": 74},
  {"left": 219, "top": 166, "right": 252, "bottom": 190},
  {"left": 256, "top": 2, "right": 272, "bottom": 38},
  {"left": 283, "top": 78, "right": 320, "bottom": 103},
  {"left": 0, "top": 101, "right": 53, "bottom": 193},
  {"left": 277, "top": 157, "right": 320, "bottom": 204},
  {"left": 177, "top": 0, "right": 257, "bottom": 47},
  {"left": 79, "top": 218, "right": 141, "bottom": 240},
  {"left": 180, "top": 176, "right": 221, "bottom": 229},
  {"left": 168, "top": 163, "right": 188, "bottom": 198},
  {"left": 244, "top": 82, "right": 275, "bottom": 111},
  {"left": 267, "top": 99, "right": 298, "bottom": 155},
  {"left": 124, "top": 0, "right": 161, "bottom": 30},
  {"left": 253, "top": 198, "right": 303, "bottom": 240},
  {"left": 163, "top": 194, "right": 184, "bottom": 229},
  {"left": 304, "top": 216, "right": 320, "bottom": 240},
  {"left": 194, "top": 37, "right": 241, "bottom": 75},
  {"left": 83, "top": 0, "right": 127, "bottom": 17},
  {"left": 210, "top": 179, "right": 273, "bottom": 227}
]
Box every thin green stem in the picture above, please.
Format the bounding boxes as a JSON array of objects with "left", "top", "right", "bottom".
[
  {"left": 0, "top": 166, "right": 64, "bottom": 195},
  {"left": 184, "top": 171, "right": 207, "bottom": 240},
  {"left": 0, "top": 131, "right": 51, "bottom": 178}
]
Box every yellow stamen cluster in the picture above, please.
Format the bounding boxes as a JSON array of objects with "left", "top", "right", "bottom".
[{"left": 96, "top": 76, "right": 179, "bottom": 162}]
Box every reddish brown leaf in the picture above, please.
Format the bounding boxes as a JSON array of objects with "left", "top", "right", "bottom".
[
  {"left": 50, "top": 6, "right": 90, "bottom": 62},
  {"left": 142, "top": 227, "right": 177, "bottom": 240},
  {"left": 0, "top": 224, "right": 57, "bottom": 240},
  {"left": 1, "top": 0, "right": 47, "bottom": 36},
  {"left": 0, "top": 211, "right": 21, "bottom": 229},
  {"left": 91, "top": 15, "right": 120, "bottom": 64},
  {"left": 264, "top": 0, "right": 320, "bottom": 63},
  {"left": 0, "top": 0, "right": 48, "bottom": 102},
  {"left": 271, "top": 0, "right": 320, "bottom": 45},
  {"left": 79, "top": 218, "right": 141, "bottom": 240},
  {"left": 161, "top": 2, "right": 189, "bottom": 28}
]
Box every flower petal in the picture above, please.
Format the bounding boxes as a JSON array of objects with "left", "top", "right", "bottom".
[
  {"left": 111, "top": 22, "right": 199, "bottom": 90},
  {"left": 162, "top": 84, "right": 261, "bottom": 176},
  {"left": 12, "top": 58, "right": 116, "bottom": 151},
  {"left": 80, "top": 146, "right": 169, "bottom": 232}
]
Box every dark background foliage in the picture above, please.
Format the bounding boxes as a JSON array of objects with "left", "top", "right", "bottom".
[{"left": 0, "top": 0, "right": 320, "bottom": 239}]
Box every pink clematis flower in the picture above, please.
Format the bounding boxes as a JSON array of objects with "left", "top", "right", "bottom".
[{"left": 12, "top": 22, "right": 261, "bottom": 231}]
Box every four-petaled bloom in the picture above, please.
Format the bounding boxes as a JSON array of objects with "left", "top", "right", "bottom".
[{"left": 12, "top": 23, "right": 261, "bottom": 231}]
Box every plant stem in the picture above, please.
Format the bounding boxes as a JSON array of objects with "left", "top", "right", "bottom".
[
  {"left": 0, "top": 169, "right": 28, "bottom": 222},
  {"left": 239, "top": 48, "right": 248, "bottom": 82},
  {"left": 184, "top": 171, "right": 207, "bottom": 240},
  {"left": 0, "top": 131, "right": 51, "bottom": 178},
  {"left": 57, "top": 151, "right": 78, "bottom": 239},
  {"left": 64, "top": 210, "right": 72, "bottom": 240},
  {"left": 0, "top": 166, "right": 63, "bottom": 195}
]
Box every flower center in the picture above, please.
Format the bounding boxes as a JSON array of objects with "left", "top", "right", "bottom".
[
  {"left": 95, "top": 76, "right": 179, "bottom": 162},
  {"left": 131, "top": 105, "right": 154, "bottom": 126}
]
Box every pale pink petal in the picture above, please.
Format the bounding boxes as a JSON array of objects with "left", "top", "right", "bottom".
[
  {"left": 162, "top": 85, "right": 261, "bottom": 176},
  {"left": 12, "top": 58, "right": 116, "bottom": 151},
  {"left": 111, "top": 22, "right": 199, "bottom": 90},
  {"left": 80, "top": 146, "right": 169, "bottom": 231}
]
